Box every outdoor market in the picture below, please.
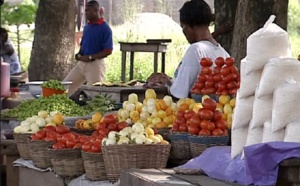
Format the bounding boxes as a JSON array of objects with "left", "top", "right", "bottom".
[{"left": 1, "top": 0, "right": 300, "bottom": 186}]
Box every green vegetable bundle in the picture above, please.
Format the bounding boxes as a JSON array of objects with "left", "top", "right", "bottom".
[{"left": 41, "top": 79, "right": 65, "bottom": 91}]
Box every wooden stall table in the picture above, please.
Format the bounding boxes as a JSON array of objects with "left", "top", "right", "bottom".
[{"left": 119, "top": 40, "right": 170, "bottom": 82}]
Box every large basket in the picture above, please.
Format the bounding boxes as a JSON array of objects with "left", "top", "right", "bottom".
[
  {"left": 13, "top": 133, "right": 31, "bottom": 160},
  {"left": 102, "top": 144, "right": 171, "bottom": 183},
  {"left": 28, "top": 140, "right": 55, "bottom": 169},
  {"left": 188, "top": 135, "right": 229, "bottom": 158},
  {"left": 169, "top": 133, "right": 191, "bottom": 160},
  {"left": 50, "top": 148, "right": 85, "bottom": 178},
  {"left": 81, "top": 151, "right": 106, "bottom": 181}
]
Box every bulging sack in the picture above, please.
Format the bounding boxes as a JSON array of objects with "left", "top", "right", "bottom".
[
  {"left": 245, "top": 15, "right": 292, "bottom": 74},
  {"left": 284, "top": 121, "right": 300, "bottom": 142},
  {"left": 272, "top": 81, "right": 300, "bottom": 132},
  {"left": 241, "top": 124, "right": 263, "bottom": 159},
  {"left": 231, "top": 127, "right": 248, "bottom": 159},
  {"left": 262, "top": 121, "right": 285, "bottom": 143},
  {"left": 257, "top": 58, "right": 300, "bottom": 98}
]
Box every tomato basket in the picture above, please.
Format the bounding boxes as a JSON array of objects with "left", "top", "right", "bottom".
[
  {"left": 81, "top": 151, "right": 106, "bottom": 181},
  {"left": 13, "top": 133, "right": 31, "bottom": 160},
  {"left": 42, "top": 87, "right": 65, "bottom": 97},
  {"left": 188, "top": 135, "right": 229, "bottom": 158},
  {"left": 28, "top": 140, "right": 55, "bottom": 169},
  {"left": 169, "top": 132, "right": 192, "bottom": 160}
]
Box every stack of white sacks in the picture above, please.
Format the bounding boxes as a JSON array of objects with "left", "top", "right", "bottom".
[{"left": 231, "top": 15, "right": 300, "bottom": 159}]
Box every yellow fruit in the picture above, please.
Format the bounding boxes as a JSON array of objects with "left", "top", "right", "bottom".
[
  {"left": 135, "top": 102, "right": 143, "bottom": 113},
  {"left": 155, "top": 122, "right": 168, "bottom": 129},
  {"left": 142, "top": 121, "right": 148, "bottom": 127},
  {"left": 130, "top": 110, "right": 139, "bottom": 119},
  {"left": 217, "top": 103, "right": 223, "bottom": 109},
  {"left": 167, "top": 124, "right": 173, "bottom": 128},
  {"left": 75, "top": 119, "right": 85, "bottom": 129},
  {"left": 158, "top": 99, "right": 168, "bottom": 110},
  {"left": 227, "top": 113, "right": 233, "bottom": 129},
  {"left": 163, "top": 116, "right": 173, "bottom": 125},
  {"left": 157, "top": 110, "right": 167, "bottom": 119},
  {"left": 155, "top": 134, "right": 164, "bottom": 141},
  {"left": 189, "top": 103, "right": 195, "bottom": 110},
  {"left": 152, "top": 117, "right": 162, "bottom": 125},
  {"left": 92, "top": 112, "right": 102, "bottom": 123},
  {"left": 169, "top": 115, "right": 176, "bottom": 123},
  {"left": 201, "top": 95, "right": 210, "bottom": 103},
  {"left": 224, "top": 104, "right": 233, "bottom": 114},
  {"left": 216, "top": 107, "right": 223, "bottom": 113},
  {"left": 155, "top": 102, "right": 161, "bottom": 111},
  {"left": 146, "top": 117, "right": 154, "bottom": 124},
  {"left": 192, "top": 103, "right": 203, "bottom": 113},
  {"left": 145, "top": 127, "right": 155, "bottom": 136},
  {"left": 128, "top": 93, "right": 138, "bottom": 103},
  {"left": 222, "top": 114, "right": 227, "bottom": 120},
  {"left": 165, "top": 107, "right": 173, "bottom": 116},
  {"left": 148, "top": 135, "right": 161, "bottom": 143},
  {"left": 161, "top": 140, "right": 169, "bottom": 144},
  {"left": 92, "top": 122, "right": 99, "bottom": 130},
  {"left": 179, "top": 103, "right": 189, "bottom": 111},
  {"left": 230, "top": 98, "right": 236, "bottom": 108},
  {"left": 185, "top": 98, "right": 195, "bottom": 105},
  {"left": 83, "top": 119, "right": 93, "bottom": 129},
  {"left": 219, "top": 95, "right": 231, "bottom": 105},
  {"left": 145, "top": 89, "right": 157, "bottom": 99},
  {"left": 143, "top": 99, "right": 147, "bottom": 105},
  {"left": 52, "top": 113, "right": 64, "bottom": 125},
  {"left": 177, "top": 99, "right": 186, "bottom": 107}
]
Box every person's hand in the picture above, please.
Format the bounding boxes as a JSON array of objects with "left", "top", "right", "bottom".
[
  {"left": 78, "top": 55, "right": 90, "bottom": 62},
  {"left": 215, "top": 21, "right": 234, "bottom": 35}
]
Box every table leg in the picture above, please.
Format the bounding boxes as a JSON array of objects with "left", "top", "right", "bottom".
[
  {"left": 121, "top": 51, "right": 127, "bottom": 82},
  {"left": 161, "top": 52, "right": 166, "bottom": 73},
  {"left": 154, "top": 52, "right": 158, "bottom": 73},
  {"left": 130, "top": 52, "right": 135, "bottom": 80}
]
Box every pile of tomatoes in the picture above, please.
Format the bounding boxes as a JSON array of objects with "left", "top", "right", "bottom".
[
  {"left": 171, "top": 98, "right": 228, "bottom": 136},
  {"left": 191, "top": 57, "right": 240, "bottom": 95}
]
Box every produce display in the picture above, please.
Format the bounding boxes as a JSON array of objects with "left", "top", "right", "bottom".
[
  {"left": 13, "top": 111, "right": 65, "bottom": 134},
  {"left": 217, "top": 95, "right": 235, "bottom": 129},
  {"left": 75, "top": 112, "right": 103, "bottom": 130},
  {"left": 191, "top": 57, "right": 240, "bottom": 95},
  {"left": 85, "top": 94, "right": 116, "bottom": 113},
  {"left": 171, "top": 98, "right": 228, "bottom": 136},
  {"left": 41, "top": 79, "right": 65, "bottom": 91}
]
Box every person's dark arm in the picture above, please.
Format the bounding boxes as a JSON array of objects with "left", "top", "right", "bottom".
[{"left": 212, "top": 21, "right": 234, "bottom": 39}]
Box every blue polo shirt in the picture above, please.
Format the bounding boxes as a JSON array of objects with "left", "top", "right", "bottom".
[{"left": 80, "top": 18, "right": 113, "bottom": 55}]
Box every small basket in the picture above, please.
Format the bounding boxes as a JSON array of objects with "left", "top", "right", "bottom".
[
  {"left": 42, "top": 87, "right": 65, "bottom": 97},
  {"left": 28, "top": 140, "right": 55, "bottom": 169},
  {"left": 188, "top": 135, "right": 229, "bottom": 158},
  {"left": 158, "top": 128, "right": 171, "bottom": 141},
  {"left": 169, "top": 133, "right": 191, "bottom": 160},
  {"left": 13, "top": 133, "right": 31, "bottom": 160},
  {"left": 50, "top": 148, "right": 85, "bottom": 178},
  {"left": 102, "top": 144, "right": 171, "bottom": 183},
  {"left": 81, "top": 151, "right": 106, "bottom": 181}
]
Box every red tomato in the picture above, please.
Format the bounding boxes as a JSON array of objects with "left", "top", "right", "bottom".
[
  {"left": 179, "top": 124, "right": 188, "bottom": 132},
  {"left": 212, "top": 128, "right": 224, "bottom": 136},
  {"left": 52, "top": 142, "right": 66, "bottom": 149},
  {"left": 189, "top": 115, "right": 201, "bottom": 126},
  {"left": 98, "top": 128, "right": 109, "bottom": 137},
  {"left": 102, "top": 114, "right": 117, "bottom": 124},
  {"left": 223, "top": 129, "right": 229, "bottom": 136},
  {"left": 194, "top": 82, "right": 205, "bottom": 89},
  {"left": 82, "top": 142, "right": 93, "bottom": 152},
  {"left": 200, "top": 120, "right": 209, "bottom": 130},
  {"left": 216, "top": 120, "right": 227, "bottom": 130},
  {"left": 175, "top": 117, "right": 186, "bottom": 125},
  {"left": 201, "top": 88, "right": 209, "bottom": 95},
  {"left": 98, "top": 122, "right": 108, "bottom": 129},
  {"left": 207, "top": 121, "right": 216, "bottom": 132},
  {"left": 200, "top": 58, "right": 213, "bottom": 67},
  {"left": 117, "top": 121, "right": 129, "bottom": 131},
  {"left": 213, "top": 74, "right": 222, "bottom": 82},
  {"left": 221, "top": 89, "right": 230, "bottom": 95},
  {"left": 225, "top": 57, "right": 235, "bottom": 66},
  {"left": 216, "top": 90, "right": 222, "bottom": 95},
  {"left": 198, "top": 75, "right": 208, "bottom": 82},
  {"left": 199, "top": 129, "right": 211, "bottom": 136},
  {"left": 202, "top": 98, "right": 217, "bottom": 111},
  {"left": 199, "top": 109, "right": 214, "bottom": 120},
  {"left": 173, "top": 122, "right": 180, "bottom": 128},
  {"left": 56, "top": 136, "right": 65, "bottom": 144},
  {"left": 188, "top": 124, "right": 200, "bottom": 135},
  {"left": 214, "top": 66, "right": 222, "bottom": 74},
  {"left": 31, "top": 134, "right": 40, "bottom": 141},
  {"left": 71, "top": 132, "right": 80, "bottom": 139},
  {"left": 90, "top": 143, "right": 102, "bottom": 153},
  {"left": 66, "top": 139, "right": 76, "bottom": 148},
  {"left": 205, "top": 80, "right": 215, "bottom": 88},
  {"left": 218, "top": 82, "right": 227, "bottom": 91},
  {"left": 171, "top": 125, "right": 179, "bottom": 132},
  {"left": 92, "top": 130, "right": 99, "bottom": 137},
  {"left": 62, "top": 133, "right": 76, "bottom": 142},
  {"left": 231, "top": 73, "right": 238, "bottom": 80},
  {"left": 36, "top": 130, "right": 46, "bottom": 139},
  {"left": 193, "top": 88, "right": 202, "bottom": 94},
  {"left": 207, "top": 74, "right": 214, "bottom": 81},
  {"left": 44, "top": 136, "right": 56, "bottom": 142},
  {"left": 206, "top": 87, "right": 216, "bottom": 94},
  {"left": 215, "top": 57, "right": 225, "bottom": 67},
  {"left": 229, "top": 66, "right": 238, "bottom": 74},
  {"left": 213, "top": 110, "right": 222, "bottom": 121},
  {"left": 201, "top": 67, "right": 212, "bottom": 75},
  {"left": 73, "top": 142, "right": 82, "bottom": 149},
  {"left": 184, "top": 110, "right": 196, "bottom": 120},
  {"left": 43, "top": 126, "right": 56, "bottom": 132},
  {"left": 55, "top": 125, "right": 70, "bottom": 135},
  {"left": 78, "top": 135, "right": 89, "bottom": 144},
  {"left": 176, "top": 110, "right": 185, "bottom": 118},
  {"left": 107, "top": 123, "right": 118, "bottom": 131},
  {"left": 227, "top": 81, "right": 237, "bottom": 89},
  {"left": 229, "top": 88, "right": 237, "bottom": 95},
  {"left": 220, "top": 66, "right": 230, "bottom": 76}
]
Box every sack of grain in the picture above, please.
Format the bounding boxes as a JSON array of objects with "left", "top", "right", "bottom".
[
  {"left": 241, "top": 124, "right": 263, "bottom": 159},
  {"left": 245, "top": 15, "right": 292, "bottom": 74},
  {"left": 232, "top": 91, "right": 254, "bottom": 130},
  {"left": 272, "top": 81, "right": 300, "bottom": 132},
  {"left": 262, "top": 121, "right": 285, "bottom": 143},
  {"left": 284, "top": 121, "right": 300, "bottom": 142},
  {"left": 239, "top": 59, "right": 262, "bottom": 98},
  {"left": 250, "top": 91, "right": 273, "bottom": 129},
  {"left": 231, "top": 127, "right": 248, "bottom": 159},
  {"left": 257, "top": 58, "right": 300, "bottom": 98}
]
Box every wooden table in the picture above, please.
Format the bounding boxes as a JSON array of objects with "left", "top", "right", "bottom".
[{"left": 119, "top": 42, "right": 168, "bottom": 81}]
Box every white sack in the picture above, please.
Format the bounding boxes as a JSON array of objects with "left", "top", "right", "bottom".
[
  {"left": 232, "top": 91, "right": 254, "bottom": 130},
  {"left": 262, "top": 121, "right": 285, "bottom": 143},
  {"left": 284, "top": 121, "right": 300, "bottom": 142},
  {"left": 241, "top": 124, "right": 263, "bottom": 159},
  {"left": 272, "top": 81, "right": 300, "bottom": 132},
  {"left": 231, "top": 127, "right": 248, "bottom": 159},
  {"left": 257, "top": 58, "right": 300, "bottom": 98},
  {"left": 246, "top": 15, "right": 292, "bottom": 74}
]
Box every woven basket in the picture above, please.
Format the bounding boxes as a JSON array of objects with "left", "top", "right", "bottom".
[
  {"left": 81, "top": 151, "right": 106, "bottom": 181},
  {"left": 13, "top": 133, "right": 31, "bottom": 160},
  {"left": 169, "top": 133, "right": 191, "bottom": 160},
  {"left": 102, "top": 144, "right": 171, "bottom": 183},
  {"left": 28, "top": 140, "right": 55, "bottom": 169},
  {"left": 188, "top": 135, "right": 229, "bottom": 158},
  {"left": 50, "top": 148, "right": 85, "bottom": 178}
]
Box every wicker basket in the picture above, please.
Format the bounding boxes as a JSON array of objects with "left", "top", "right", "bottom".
[
  {"left": 50, "top": 148, "right": 85, "bottom": 178},
  {"left": 13, "top": 133, "right": 31, "bottom": 160},
  {"left": 169, "top": 133, "right": 191, "bottom": 160},
  {"left": 188, "top": 135, "right": 229, "bottom": 158},
  {"left": 102, "top": 144, "right": 171, "bottom": 183},
  {"left": 81, "top": 151, "right": 106, "bottom": 181},
  {"left": 28, "top": 140, "right": 55, "bottom": 169}
]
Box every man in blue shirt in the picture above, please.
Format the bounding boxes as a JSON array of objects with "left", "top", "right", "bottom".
[{"left": 64, "top": 0, "right": 113, "bottom": 95}]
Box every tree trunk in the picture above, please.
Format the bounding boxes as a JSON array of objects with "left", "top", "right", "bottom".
[
  {"left": 214, "top": 0, "right": 238, "bottom": 54},
  {"left": 230, "top": 0, "right": 289, "bottom": 68},
  {"left": 28, "top": 0, "right": 76, "bottom": 81}
]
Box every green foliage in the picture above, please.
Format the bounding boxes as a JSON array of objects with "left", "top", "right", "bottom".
[{"left": 288, "top": 0, "right": 300, "bottom": 56}]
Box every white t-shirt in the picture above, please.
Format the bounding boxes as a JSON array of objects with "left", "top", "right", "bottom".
[
  {"left": 170, "top": 41, "right": 229, "bottom": 98},
  {"left": 2, "top": 37, "right": 21, "bottom": 74}
]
